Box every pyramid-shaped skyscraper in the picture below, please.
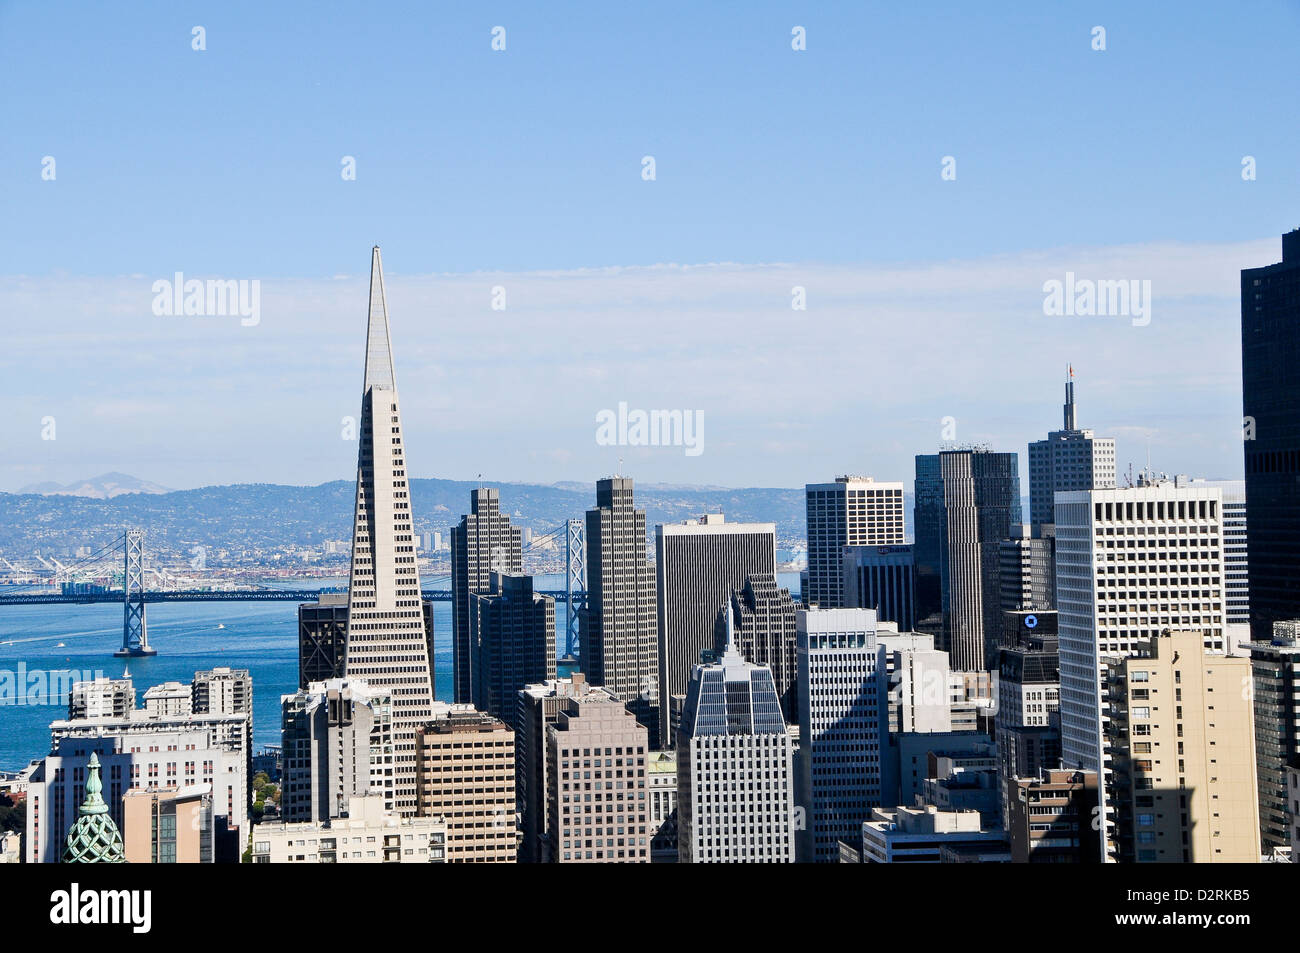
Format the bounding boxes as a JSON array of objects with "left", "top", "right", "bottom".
[{"left": 343, "top": 247, "right": 435, "bottom": 816}]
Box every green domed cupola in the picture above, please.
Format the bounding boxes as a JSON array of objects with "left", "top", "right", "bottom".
[{"left": 61, "top": 752, "right": 126, "bottom": 863}]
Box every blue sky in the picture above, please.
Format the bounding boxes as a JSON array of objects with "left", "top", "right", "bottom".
[{"left": 2, "top": 1, "right": 1299, "bottom": 494}]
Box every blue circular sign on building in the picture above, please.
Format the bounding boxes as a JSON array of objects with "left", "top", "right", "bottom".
[{"left": 1024, "top": 614, "right": 1038, "bottom": 629}]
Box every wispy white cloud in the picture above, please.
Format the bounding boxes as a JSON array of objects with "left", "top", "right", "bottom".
[{"left": 0, "top": 236, "right": 1272, "bottom": 494}]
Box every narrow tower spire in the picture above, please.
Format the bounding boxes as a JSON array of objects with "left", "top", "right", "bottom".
[
  {"left": 1063, "top": 363, "right": 1077, "bottom": 431},
  {"left": 363, "top": 246, "right": 397, "bottom": 394}
]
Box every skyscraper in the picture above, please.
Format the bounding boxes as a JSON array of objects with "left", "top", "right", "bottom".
[
  {"left": 796, "top": 607, "right": 884, "bottom": 863},
  {"left": 469, "top": 572, "right": 556, "bottom": 729},
  {"left": 451, "top": 488, "right": 523, "bottom": 706},
  {"left": 545, "top": 689, "right": 650, "bottom": 863},
  {"left": 1247, "top": 620, "right": 1300, "bottom": 851},
  {"left": 1103, "top": 630, "right": 1260, "bottom": 863},
  {"left": 279, "top": 678, "right": 394, "bottom": 823},
  {"left": 717, "top": 573, "right": 800, "bottom": 722},
  {"left": 1027, "top": 369, "right": 1117, "bottom": 535},
  {"left": 1055, "top": 477, "right": 1227, "bottom": 845},
  {"left": 297, "top": 591, "right": 349, "bottom": 689},
  {"left": 582, "top": 476, "right": 660, "bottom": 745},
  {"left": 804, "top": 477, "right": 905, "bottom": 609},
  {"left": 516, "top": 673, "right": 617, "bottom": 863},
  {"left": 913, "top": 450, "right": 1022, "bottom": 670},
  {"left": 341, "top": 246, "right": 435, "bottom": 817},
  {"left": 415, "top": 704, "right": 517, "bottom": 863},
  {"left": 842, "top": 544, "right": 917, "bottom": 630},
  {"left": 676, "top": 605, "right": 795, "bottom": 863},
  {"left": 654, "top": 514, "right": 776, "bottom": 744},
  {"left": 1242, "top": 229, "right": 1300, "bottom": 640}
]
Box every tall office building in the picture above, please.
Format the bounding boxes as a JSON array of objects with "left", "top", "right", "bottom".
[
  {"left": 842, "top": 544, "right": 917, "bottom": 630},
  {"left": 995, "top": 632, "right": 1060, "bottom": 828},
  {"left": 655, "top": 514, "right": 776, "bottom": 745},
  {"left": 1181, "top": 478, "right": 1249, "bottom": 628},
  {"left": 582, "top": 476, "right": 660, "bottom": 745},
  {"left": 913, "top": 449, "right": 1021, "bottom": 670},
  {"left": 796, "top": 607, "right": 884, "bottom": 863},
  {"left": 804, "top": 477, "right": 905, "bottom": 610},
  {"left": 1055, "top": 478, "right": 1227, "bottom": 777},
  {"left": 451, "top": 488, "right": 523, "bottom": 705},
  {"left": 279, "top": 678, "right": 394, "bottom": 823},
  {"left": 998, "top": 532, "right": 1055, "bottom": 612},
  {"left": 1103, "top": 630, "right": 1260, "bottom": 863},
  {"left": 717, "top": 573, "right": 799, "bottom": 723},
  {"left": 1027, "top": 369, "right": 1117, "bottom": 534},
  {"left": 545, "top": 689, "right": 650, "bottom": 863},
  {"left": 516, "top": 674, "right": 618, "bottom": 863},
  {"left": 1242, "top": 229, "right": 1300, "bottom": 640},
  {"left": 676, "top": 605, "right": 795, "bottom": 863},
  {"left": 415, "top": 704, "right": 516, "bottom": 863},
  {"left": 341, "top": 246, "right": 436, "bottom": 817},
  {"left": 297, "top": 591, "right": 349, "bottom": 689},
  {"left": 1247, "top": 620, "right": 1300, "bottom": 850},
  {"left": 469, "top": 572, "right": 555, "bottom": 729}
]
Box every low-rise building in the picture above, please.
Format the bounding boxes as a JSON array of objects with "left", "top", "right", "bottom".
[
  {"left": 1008, "top": 769, "right": 1099, "bottom": 863},
  {"left": 252, "top": 794, "right": 445, "bottom": 863},
  {"left": 861, "top": 804, "right": 1004, "bottom": 863}
]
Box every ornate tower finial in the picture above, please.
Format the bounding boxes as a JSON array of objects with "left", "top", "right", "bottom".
[{"left": 61, "top": 751, "right": 126, "bottom": 863}]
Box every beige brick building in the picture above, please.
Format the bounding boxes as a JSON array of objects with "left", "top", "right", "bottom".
[
  {"left": 1104, "top": 630, "right": 1260, "bottom": 863},
  {"left": 415, "top": 703, "right": 516, "bottom": 862},
  {"left": 546, "top": 691, "right": 650, "bottom": 863}
]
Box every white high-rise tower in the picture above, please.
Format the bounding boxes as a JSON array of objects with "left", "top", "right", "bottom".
[{"left": 343, "top": 247, "right": 435, "bottom": 816}]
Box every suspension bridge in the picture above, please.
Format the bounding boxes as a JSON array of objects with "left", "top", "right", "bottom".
[{"left": 0, "top": 523, "right": 588, "bottom": 661}]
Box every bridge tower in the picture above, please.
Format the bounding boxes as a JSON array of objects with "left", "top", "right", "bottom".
[
  {"left": 563, "top": 518, "right": 587, "bottom": 662},
  {"left": 115, "top": 528, "right": 156, "bottom": 657}
]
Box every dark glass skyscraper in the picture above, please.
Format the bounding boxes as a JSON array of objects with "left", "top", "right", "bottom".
[
  {"left": 470, "top": 572, "right": 556, "bottom": 731},
  {"left": 451, "top": 488, "right": 523, "bottom": 705},
  {"left": 913, "top": 449, "right": 1022, "bottom": 670},
  {"left": 1242, "top": 228, "right": 1300, "bottom": 639}
]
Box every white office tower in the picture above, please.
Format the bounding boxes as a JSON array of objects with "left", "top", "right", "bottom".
[
  {"left": 1177, "top": 478, "right": 1248, "bottom": 631},
  {"left": 342, "top": 247, "right": 436, "bottom": 816},
  {"left": 1055, "top": 476, "right": 1226, "bottom": 851},
  {"left": 677, "top": 604, "right": 795, "bottom": 863},
  {"left": 796, "top": 606, "right": 884, "bottom": 863},
  {"left": 804, "top": 477, "right": 905, "bottom": 609},
  {"left": 877, "top": 632, "right": 953, "bottom": 734},
  {"left": 1026, "top": 369, "right": 1117, "bottom": 534},
  {"left": 280, "top": 678, "right": 394, "bottom": 823}
]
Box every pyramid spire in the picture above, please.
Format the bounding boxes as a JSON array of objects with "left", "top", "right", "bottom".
[{"left": 363, "top": 246, "right": 397, "bottom": 394}]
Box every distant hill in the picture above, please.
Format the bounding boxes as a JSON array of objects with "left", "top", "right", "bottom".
[
  {"left": 17, "top": 471, "right": 172, "bottom": 499},
  {"left": 0, "top": 478, "right": 810, "bottom": 560}
]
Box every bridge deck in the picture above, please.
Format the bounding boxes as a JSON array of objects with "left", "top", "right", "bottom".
[{"left": 0, "top": 589, "right": 576, "bottom": 606}]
